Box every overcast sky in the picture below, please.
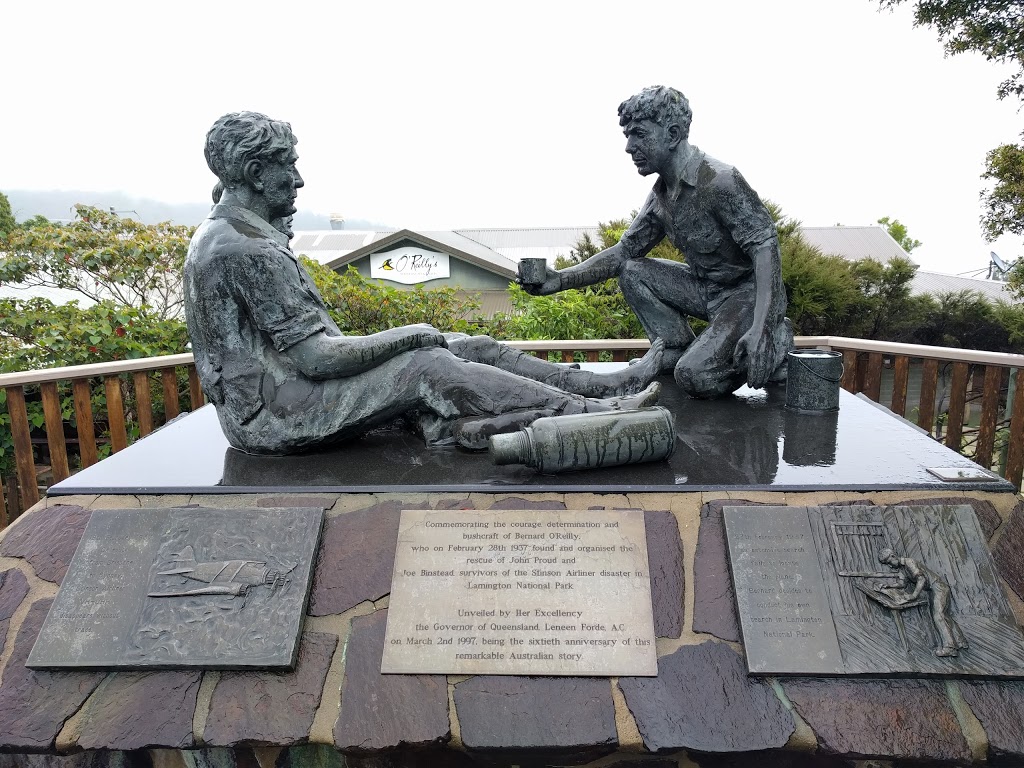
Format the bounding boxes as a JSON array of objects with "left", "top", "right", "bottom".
[{"left": 3, "top": 0, "right": 1022, "bottom": 276}]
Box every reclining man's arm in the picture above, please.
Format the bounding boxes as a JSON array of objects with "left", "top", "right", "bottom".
[{"left": 288, "top": 324, "right": 447, "bottom": 380}]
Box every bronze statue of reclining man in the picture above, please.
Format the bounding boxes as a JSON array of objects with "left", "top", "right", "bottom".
[{"left": 185, "top": 112, "right": 662, "bottom": 455}]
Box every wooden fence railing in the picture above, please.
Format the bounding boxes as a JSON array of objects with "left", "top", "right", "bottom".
[
  {"left": 2, "top": 337, "right": 1022, "bottom": 525},
  {"left": 0, "top": 353, "right": 202, "bottom": 525},
  {"left": 797, "top": 336, "right": 1024, "bottom": 487}
]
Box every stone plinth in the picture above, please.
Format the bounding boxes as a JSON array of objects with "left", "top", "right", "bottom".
[{"left": 0, "top": 487, "right": 1019, "bottom": 766}]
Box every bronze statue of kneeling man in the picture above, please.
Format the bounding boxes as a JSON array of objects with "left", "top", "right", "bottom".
[
  {"left": 524, "top": 86, "right": 793, "bottom": 398},
  {"left": 184, "top": 112, "right": 662, "bottom": 455}
]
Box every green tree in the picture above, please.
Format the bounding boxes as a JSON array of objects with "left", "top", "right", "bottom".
[
  {"left": 0, "top": 192, "right": 15, "bottom": 237},
  {"left": 0, "top": 205, "right": 192, "bottom": 319},
  {"left": 986, "top": 133, "right": 1024, "bottom": 298},
  {"left": 912, "top": 290, "right": 1014, "bottom": 351},
  {"left": 850, "top": 256, "right": 925, "bottom": 339},
  {"left": 479, "top": 219, "right": 653, "bottom": 342},
  {"left": 487, "top": 284, "right": 644, "bottom": 341},
  {"left": 0, "top": 299, "right": 188, "bottom": 373},
  {"left": 0, "top": 205, "right": 195, "bottom": 478},
  {"left": 19, "top": 214, "right": 51, "bottom": 230},
  {"left": 992, "top": 299, "right": 1024, "bottom": 348},
  {"left": 299, "top": 259, "right": 483, "bottom": 335},
  {"left": 769, "top": 203, "right": 865, "bottom": 335},
  {"left": 982, "top": 138, "right": 1024, "bottom": 242},
  {"left": 877, "top": 215, "right": 923, "bottom": 252},
  {"left": 878, "top": 1, "right": 1024, "bottom": 101},
  {"left": 0, "top": 297, "right": 190, "bottom": 477}
]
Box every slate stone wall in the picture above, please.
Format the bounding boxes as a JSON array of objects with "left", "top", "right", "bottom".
[{"left": 0, "top": 489, "right": 1020, "bottom": 767}]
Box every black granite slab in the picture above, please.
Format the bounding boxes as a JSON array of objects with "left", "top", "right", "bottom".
[{"left": 48, "top": 371, "right": 1012, "bottom": 494}]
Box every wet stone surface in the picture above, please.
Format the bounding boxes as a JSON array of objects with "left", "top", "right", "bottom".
[
  {"left": 783, "top": 677, "right": 970, "bottom": 762},
  {"left": 454, "top": 675, "right": 616, "bottom": 763},
  {"left": 488, "top": 498, "right": 568, "bottom": 510},
  {"left": 256, "top": 495, "right": 337, "bottom": 509},
  {"left": 0, "top": 568, "right": 29, "bottom": 658},
  {"left": 432, "top": 498, "right": 475, "bottom": 510},
  {"left": 0, "top": 599, "right": 105, "bottom": 750},
  {"left": 204, "top": 631, "right": 338, "bottom": 746},
  {"left": 958, "top": 679, "right": 1024, "bottom": 763},
  {"left": 0, "top": 504, "right": 91, "bottom": 584},
  {"left": 691, "top": 500, "right": 771, "bottom": 641},
  {"left": 342, "top": 750, "right": 478, "bottom": 768},
  {"left": 308, "top": 502, "right": 405, "bottom": 617},
  {"left": 644, "top": 510, "right": 684, "bottom": 638},
  {"left": 51, "top": 385, "right": 1013, "bottom": 493},
  {"left": 334, "top": 609, "right": 449, "bottom": 753},
  {"left": 618, "top": 641, "right": 794, "bottom": 754},
  {"left": 76, "top": 670, "right": 201, "bottom": 750},
  {"left": 994, "top": 499, "right": 1024, "bottom": 602}
]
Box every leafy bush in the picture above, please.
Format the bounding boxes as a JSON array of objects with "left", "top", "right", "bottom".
[{"left": 300, "top": 259, "right": 483, "bottom": 335}]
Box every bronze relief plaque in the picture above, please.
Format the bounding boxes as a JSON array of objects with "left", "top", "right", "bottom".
[
  {"left": 725, "top": 505, "right": 1024, "bottom": 677},
  {"left": 27, "top": 506, "right": 323, "bottom": 670}
]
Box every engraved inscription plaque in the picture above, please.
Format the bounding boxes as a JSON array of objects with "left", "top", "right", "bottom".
[
  {"left": 28, "top": 507, "right": 323, "bottom": 670},
  {"left": 724, "top": 506, "right": 843, "bottom": 674},
  {"left": 382, "top": 509, "right": 657, "bottom": 676},
  {"left": 725, "top": 505, "right": 1024, "bottom": 677}
]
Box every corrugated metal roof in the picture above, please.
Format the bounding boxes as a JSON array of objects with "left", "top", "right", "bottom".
[
  {"left": 455, "top": 227, "right": 600, "bottom": 249},
  {"left": 415, "top": 231, "right": 518, "bottom": 274},
  {"left": 290, "top": 231, "right": 386, "bottom": 251},
  {"left": 801, "top": 226, "right": 917, "bottom": 266},
  {"left": 460, "top": 290, "right": 513, "bottom": 319},
  {"left": 910, "top": 271, "right": 1013, "bottom": 302},
  {"left": 296, "top": 250, "right": 351, "bottom": 267}
]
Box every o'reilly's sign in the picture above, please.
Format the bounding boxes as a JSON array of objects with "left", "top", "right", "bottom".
[{"left": 370, "top": 247, "right": 450, "bottom": 285}]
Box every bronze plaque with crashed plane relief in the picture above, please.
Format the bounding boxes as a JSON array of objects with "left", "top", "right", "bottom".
[{"left": 27, "top": 506, "right": 322, "bottom": 670}]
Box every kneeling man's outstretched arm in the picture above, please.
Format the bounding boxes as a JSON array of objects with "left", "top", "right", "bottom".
[
  {"left": 288, "top": 324, "right": 448, "bottom": 380},
  {"left": 522, "top": 242, "right": 628, "bottom": 296}
]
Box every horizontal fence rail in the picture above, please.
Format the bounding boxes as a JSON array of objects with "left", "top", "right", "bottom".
[
  {"left": 2, "top": 337, "right": 1022, "bottom": 525},
  {"left": 0, "top": 353, "right": 203, "bottom": 525},
  {"left": 795, "top": 337, "right": 1024, "bottom": 490}
]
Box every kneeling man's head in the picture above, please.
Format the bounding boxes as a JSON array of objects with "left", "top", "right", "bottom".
[{"left": 618, "top": 86, "right": 692, "bottom": 139}]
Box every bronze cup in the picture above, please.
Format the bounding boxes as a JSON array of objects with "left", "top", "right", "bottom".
[{"left": 517, "top": 257, "right": 549, "bottom": 287}]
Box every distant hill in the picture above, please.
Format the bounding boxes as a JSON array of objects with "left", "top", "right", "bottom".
[{"left": 2, "top": 189, "right": 386, "bottom": 230}]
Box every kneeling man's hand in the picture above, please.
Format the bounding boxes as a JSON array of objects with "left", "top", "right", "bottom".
[
  {"left": 734, "top": 328, "right": 773, "bottom": 389},
  {"left": 518, "top": 267, "right": 562, "bottom": 297}
]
